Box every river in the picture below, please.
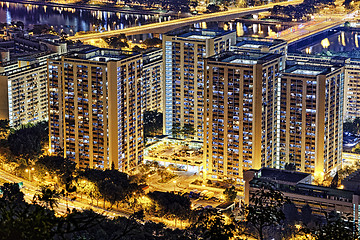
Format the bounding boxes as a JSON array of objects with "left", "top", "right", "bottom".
[
  {"left": 0, "top": 1, "right": 293, "bottom": 38},
  {"left": 291, "top": 28, "right": 360, "bottom": 58},
  {"left": 0, "top": 1, "right": 168, "bottom": 35}
]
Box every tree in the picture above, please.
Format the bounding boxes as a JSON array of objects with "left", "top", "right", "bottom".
[
  {"left": 343, "top": 118, "right": 358, "bottom": 134},
  {"left": 190, "top": 0, "right": 198, "bottom": 10},
  {"left": 189, "top": 208, "right": 235, "bottom": 240},
  {"left": 0, "top": 183, "right": 189, "bottom": 240},
  {"left": 353, "top": 146, "right": 360, "bottom": 154},
  {"left": 337, "top": 164, "right": 359, "bottom": 181},
  {"left": 301, "top": 204, "right": 313, "bottom": 225},
  {"left": 206, "top": 4, "right": 220, "bottom": 12},
  {"left": 147, "top": 191, "right": 191, "bottom": 221},
  {"left": 77, "top": 168, "right": 142, "bottom": 209},
  {"left": 0, "top": 120, "right": 9, "bottom": 139},
  {"left": 171, "top": 123, "right": 182, "bottom": 138},
  {"left": 36, "top": 155, "right": 76, "bottom": 184},
  {"left": 223, "top": 186, "right": 237, "bottom": 202},
  {"left": 15, "top": 21, "right": 24, "bottom": 29},
  {"left": 283, "top": 202, "right": 299, "bottom": 225},
  {"left": 100, "top": 180, "right": 122, "bottom": 209},
  {"left": 143, "top": 37, "right": 162, "bottom": 48},
  {"left": 0, "top": 182, "right": 24, "bottom": 204},
  {"left": 218, "top": 0, "right": 230, "bottom": 7},
  {"left": 144, "top": 110, "right": 163, "bottom": 138},
  {"left": 30, "top": 24, "right": 52, "bottom": 35},
  {"left": 7, "top": 121, "right": 48, "bottom": 161},
  {"left": 61, "top": 176, "right": 77, "bottom": 210},
  {"left": 303, "top": 211, "right": 358, "bottom": 240},
  {"left": 33, "top": 185, "right": 61, "bottom": 210},
  {"left": 281, "top": 202, "right": 300, "bottom": 239},
  {"left": 330, "top": 172, "right": 339, "bottom": 188},
  {"left": 133, "top": 45, "right": 145, "bottom": 53},
  {"left": 284, "top": 162, "right": 296, "bottom": 171},
  {"left": 104, "top": 34, "right": 129, "bottom": 49},
  {"left": 240, "top": 182, "right": 289, "bottom": 240},
  {"left": 0, "top": 183, "right": 58, "bottom": 240},
  {"left": 182, "top": 123, "right": 195, "bottom": 138}
]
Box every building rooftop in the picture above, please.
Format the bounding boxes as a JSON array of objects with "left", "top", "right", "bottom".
[
  {"left": 216, "top": 201, "right": 235, "bottom": 211},
  {"left": 207, "top": 51, "right": 282, "bottom": 65},
  {"left": 249, "top": 168, "right": 356, "bottom": 200},
  {"left": 255, "top": 167, "right": 311, "bottom": 184},
  {"left": 166, "top": 27, "right": 235, "bottom": 39},
  {"left": 68, "top": 47, "right": 140, "bottom": 62},
  {"left": 284, "top": 64, "right": 334, "bottom": 76},
  {"left": 287, "top": 53, "right": 350, "bottom": 66},
  {"left": 235, "top": 37, "right": 287, "bottom": 48}
]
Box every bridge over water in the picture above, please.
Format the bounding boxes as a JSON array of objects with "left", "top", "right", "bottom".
[{"left": 68, "top": 0, "right": 303, "bottom": 41}]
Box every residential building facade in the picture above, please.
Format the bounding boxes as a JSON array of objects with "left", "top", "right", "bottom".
[
  {"left": 0, "top": 36, "right": 66, "bottom": 127},
  {"left": 231, "top": 37, "right": 288, "bottom": 55},
  {"left": 48, "top": 48, "right": 143, "bottom": 172},
  {"left": 163, "top": 27, "right": 236, "bottom": 140},
  {"left": 279, "top": 64, "right": 344, "bottom": 178},
  {"left": 0, "top": 52, "right": 59, "bottom": 127},
  {"left": 142, "top": 48, "right": 162, "bottom": 112},
  {"left": 244, "top": 168, "right": 360, "bottom": 222},
  {"left": 203, "top": 51, "right": 282, "bottom": 182}
]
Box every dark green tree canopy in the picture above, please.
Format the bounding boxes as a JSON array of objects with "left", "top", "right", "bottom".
[
  {"left": 0, "top": 183, "right": 190, "bottom": 240},
  {"left": 7, "top": 121, "right": 48, "bottom": 160},
  {"left": 240, "top": 182, "right": 289, "bottom": 240},
  {"left": 223, "top": 186, "right": 237, "bottom": 202},
  {"left": 188, "top": 208, "right": 235, "bottom": 240},
  {"left": 302, "top": 211, "right": 359, "bottom": 240},
  {"left": 147, "top": 191, "right": 191, "bottom": 220}
]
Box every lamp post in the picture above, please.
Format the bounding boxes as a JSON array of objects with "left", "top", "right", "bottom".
[
  {"left": 134, "top": 17, "right": 138, "bottom": 27},
  {"left": 25, "top": 167, "right": 35, "bottom": 181}
]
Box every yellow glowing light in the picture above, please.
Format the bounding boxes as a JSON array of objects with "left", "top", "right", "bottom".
[
  {"left": 341, "top": 32, "right": 346, "bottom": 47},
  {"left": 321, "top": 38, "right": 330, "bottom": 48},
  {"left": 236, "top": 22, "right": 244, "bottom": 37},
  {"left": 355, "top": 34, "right": 359, "bottom": 48},
  {"left": 201, "top": 22, "right": 207, "bottom": 29}
]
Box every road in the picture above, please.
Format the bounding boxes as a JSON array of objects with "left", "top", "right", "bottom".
[
  {"left": 69, "top": 0, "right": 304, "bottom": 41},
  {"left": 274, "top": 10, "right": 357, "bottom": 43},
  {"left": 0, "top": 168, "right": 130, "bottom": 218},
  {"left": 280, "top": 17, "right": 345, "bottom": 43},
  {"left": 0, "top": 168, "right": 191, "bottom": 228}
]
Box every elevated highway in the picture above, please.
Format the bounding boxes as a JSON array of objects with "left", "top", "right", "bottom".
[{"left": 69, "top": 0, "right": 304, "bottom": 41}]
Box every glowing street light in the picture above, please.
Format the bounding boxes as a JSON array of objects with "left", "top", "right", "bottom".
[{"left": 25, "top": 167, "right": 35, "bottom": 181}]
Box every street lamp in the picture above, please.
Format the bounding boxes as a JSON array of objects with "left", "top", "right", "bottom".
[
  {"left": 134, "top": 17, "right": 138, "bottom": 27},
  {"left": 25, "top": 167, "right": 35, "bottom": 181}
]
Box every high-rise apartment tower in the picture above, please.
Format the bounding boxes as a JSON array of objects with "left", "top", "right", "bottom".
[
  {"left": 163, "top": 28, "right": 236, "bottom": 140},
  {"left": 279, "top": 63, "right": 344, "bottom": 178},
  {"left": 203, "top": 51, "right": 283, "bottom": 182},
  {"left": 48, "top": 47, "right": 143, "bottom": 172}
]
